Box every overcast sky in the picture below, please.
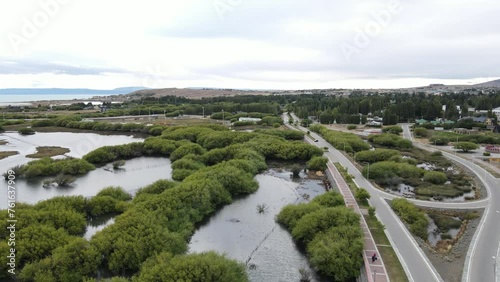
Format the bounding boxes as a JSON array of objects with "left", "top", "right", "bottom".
[{"left": 0, "top": 0, "right": 499, "bottom": 90}]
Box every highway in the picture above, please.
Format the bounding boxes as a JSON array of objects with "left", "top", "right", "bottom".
[{"left": 285, "top": 114, "right": 500, "bottom": 281}]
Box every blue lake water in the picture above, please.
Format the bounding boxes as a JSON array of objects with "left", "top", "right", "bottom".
[{"left": 0, "top": 94, "right": 112, "bottom": 104}]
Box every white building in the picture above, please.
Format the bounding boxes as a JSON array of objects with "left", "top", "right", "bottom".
[
  {"left": 238, "top": 117, "right": 261, "bottom": 122},
  {"left": 493, "top": 107, "right": 500, "bottom": 119}
]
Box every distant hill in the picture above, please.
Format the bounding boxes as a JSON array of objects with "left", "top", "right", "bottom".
[
  {"left": 128, "top": 88, "right": 277, "bottom": 99},
  {"left": 473, "top": 79, "right": 500, "bottom": 87},
  {"left": 0, "top": 87, "right": 146, "bottom": 95}
]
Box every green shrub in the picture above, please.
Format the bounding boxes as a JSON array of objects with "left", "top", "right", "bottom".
[
  {"left": 32, "top": 120, "right": 55, "bottom": 127},
  {"left": 310, "top": 124, "right": 370, "bottom": 152},
  {"left": 306, "top": 156, "right": 328, "bottom": 171},
  {"left": 413, "top": 127, "right": 429, "bottom": 138},
  {"left": 310, "top": 192, "right": 345, "bottom": 208},
  {"left": 307, "top": 226, "right": 363, "bottom": 281},
  {"left": 423, "top": 171, "right": 448, "bottom": 185},
  {"left": 347, "top": 125, "right": 357, "bottom": 130},
  {"left": 292, "top": 207, "right": 360, "bottom": 243},
  {"left": 355, "top": 188, "right": 370, "bottom": 204},
  {"left": 382, "top": 125, "right": 403, "bottom": 135},
  {"left": 369, "top": 133, "right": 412, "bottom": 149},
  {"left": 137, "top": 252, "right": 248, "bottom": 282},
  {"left": 354, "top": 149, "right": 400, "bottom": 163},
  {"left": 483, "top": 152, "right": 491, "bottom": 156},
  {"left": 96, "top": 186, "right": 132, "bottom": 201},
  {"left": 429, "top": 137, "right": 449, "bottom": 146},
  {"left": 391, "top": 198, "right": 428, "bottom": 239},
  {"left": 18, "top": 128, "right": 35, "bottom": 135}
]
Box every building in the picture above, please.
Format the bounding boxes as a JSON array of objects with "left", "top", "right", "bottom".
[
  {"left": 493, "top": 107, "right": 500, "bottom": 119},
  {"left": 238, "top": 117, "right": 261, "bottom": 122}
]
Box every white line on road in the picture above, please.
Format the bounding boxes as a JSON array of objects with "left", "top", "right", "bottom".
[{"left": 380, "top": 199, "right": 443, "bottom": 282}]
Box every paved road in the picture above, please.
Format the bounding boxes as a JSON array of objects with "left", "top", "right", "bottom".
[
  {"left": 401, "top": 124, "right": 500, "bottom": 282},
  {"left": 285, "top": 114, "right": 443, "bottom": 282},
  {"left": 287, "top": 114, "right": 500, "bottom": 281}
]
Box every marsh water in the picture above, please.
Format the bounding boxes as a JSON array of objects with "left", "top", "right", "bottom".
[
  {"left": 0, "top": 132, "right": 171, "bottom": 209},
  {"left": 1, "top": 131, "right": 332, "bottom": 280},
  {"left": 189, "top": 169, "right": 328, "bottom": 282}
]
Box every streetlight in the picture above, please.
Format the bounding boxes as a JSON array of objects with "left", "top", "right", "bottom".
[
  {"left": 202, "top": 107, "right": 205, "bottom": 118},
  {"left": 367, "top": 162, "right": 370, "bottom": 180},
  {"left": 372, "top": 270, "right": 376, "bottom": 282},
  {"left": 493, "top": 256, "right": 497, "bottom": 281}
]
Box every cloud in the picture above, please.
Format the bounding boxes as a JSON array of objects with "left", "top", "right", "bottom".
[
  {"left": 0, "top": 59, "right": 127, "bottom": 75},
  {"left": 0, "top": 0, "right": 499, "bottom": 89}
]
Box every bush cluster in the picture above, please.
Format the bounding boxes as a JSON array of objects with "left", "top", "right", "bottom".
[
  {"left": 310, "top": 124, "right": 370, "bottom": 152},
  {"left": 278, "top": 192, "right": 363, "bottom": 281},
  {"left": 368, "top": 133, "right": 412, "bottom": 149},
  {"left": 391, "top": 198, "right": 429, "bottom": 239}
]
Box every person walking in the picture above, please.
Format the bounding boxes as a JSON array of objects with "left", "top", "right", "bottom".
[{"left": 372, "top": 253, "right": 377, "bottom": 263}]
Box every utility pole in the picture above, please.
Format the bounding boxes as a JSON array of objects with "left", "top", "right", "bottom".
[
  {"left": 202, "top": 106, "right": 205, "bottom": 118},
  {"left": 493, "top": 256, "right": 496, "bottom": 281},
  {"left": 222, "top": 109, "right": 225, "bottom": 125}
]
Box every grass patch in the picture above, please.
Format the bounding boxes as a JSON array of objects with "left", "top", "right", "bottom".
[
  {"left": 415, "top": 185, "right": 466, "bottom": 198},
  {"left": 365, "top": 215, "right": 409, "bottom": 282},
  {"left": 0, "top": 151, "right": 19, "bottom": 160},
  {"left": 26, "top": 146, "right": 70, "bottom": 158}
]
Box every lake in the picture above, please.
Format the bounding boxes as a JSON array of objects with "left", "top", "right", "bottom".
[
  {"left": 0, "top": 131, "right": 172, "bottom": 209},
  {"left": 0, "top": 94, "right": 111, "bottom": 104}
]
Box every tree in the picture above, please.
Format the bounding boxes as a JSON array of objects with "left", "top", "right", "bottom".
[
  {"left": 306, "top": 156, "right": 328, "bottom": 171},
  {"left": 291, "top": 164, "right": 302, "bottom": 178},
  {"left": 429, "top": 136, "right": 449, "bottom": 146},
  {"left": 454, "top": 142, "right": 479, "bottom": 153},
  {"left": 307, "top": 226, "right": 363, "bottom": 281},
  {"left": 382, "top": 125, "right": 403, "bottom": 135},
  {"left": 355, "top": 188, "right": 371, "bottom": 204},
  {"left": 137, "top": 252, "right": 248, "bottom": 282},
  {"left": 413, "top": 127, "right": 429, "bottom": 138},
  {"left": 18, "top": 128, "right": 36, "bottom": 135},
  {"left": 423, "top": 171, "right": 448, "bottom": 185}
]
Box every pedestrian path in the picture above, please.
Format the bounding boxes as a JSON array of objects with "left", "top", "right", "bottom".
[{"left": 327, "top": 162, "right": 390, "bottom": 282}]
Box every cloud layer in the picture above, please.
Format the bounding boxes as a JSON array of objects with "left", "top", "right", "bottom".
[{"left": 0, "top": 0, "right": 499, "bottom": 89}]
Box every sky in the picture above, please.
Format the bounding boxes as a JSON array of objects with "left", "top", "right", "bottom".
[{"left": 0, "top": 0, "right": 499, "bottom": 90}]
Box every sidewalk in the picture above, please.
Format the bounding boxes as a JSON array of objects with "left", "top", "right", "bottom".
[{"left": 327, "top": 162, "right": 390, "bottom": 282}]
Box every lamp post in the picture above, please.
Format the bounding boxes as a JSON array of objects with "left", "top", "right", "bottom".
[
  {"left": 493, "top": 256, "right": 497, "bottom": 281},
  {"left": 222, "top": 109, "right": 225, "bottom": 125},
  {"left": 372, "top": 270, "right": 376, "bottom": 282},
  {"left": 202, "top": 107, "right": 205, "bottom": 118},
  {"left": 367, "top": 162, "right": 370, "bottom": 180}
]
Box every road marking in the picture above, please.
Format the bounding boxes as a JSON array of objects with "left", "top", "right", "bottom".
[{"left": 380, "top": 199, "right": 443, "bottom": 282}]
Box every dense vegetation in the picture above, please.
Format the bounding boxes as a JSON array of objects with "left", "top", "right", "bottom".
[
  {"left": 12, "top": 157, "right": 95, "bottom": 179},
  {"left": 391, "top": 199, "right": 429, "bottom": 239},
  {"left": 1, "top": 125, "right": 323, "bottom": 281},
  {"left": 0, "top": 187, "right": 133, "bottom": 281},
  {"left": 290, "top": 92, "right": 500, "bottom": 125},
  {"left": 310, "top": 124, "right": 370, "bottom": 152},
  {"left": 278, "top": 192, "right": 364, "bottom": 281}
]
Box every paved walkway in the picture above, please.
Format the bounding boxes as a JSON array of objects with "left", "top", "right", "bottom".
[{"left": 327, "top": 162, "right": 390, "bottom": 282}]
